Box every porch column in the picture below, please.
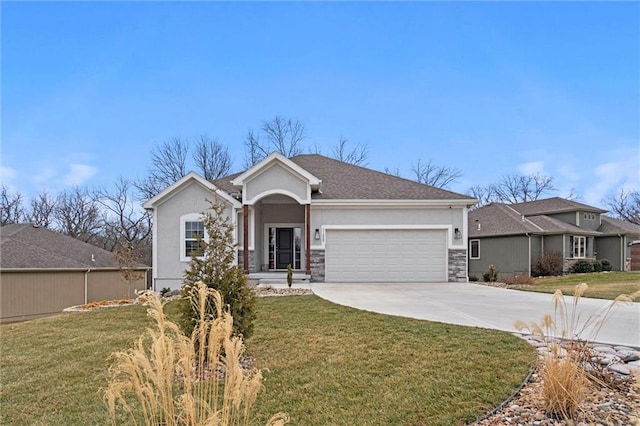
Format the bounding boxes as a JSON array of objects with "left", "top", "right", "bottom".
[
  {"left": 243, "top": 205, "right": 249, "bottom": 274},
  {"left": 305, "top": 204, "right": 311, "bottom": 275}
]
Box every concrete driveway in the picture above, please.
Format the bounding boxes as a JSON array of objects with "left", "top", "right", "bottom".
[{"left": 310, "top": 282, "right": 640, "bottom": 347}]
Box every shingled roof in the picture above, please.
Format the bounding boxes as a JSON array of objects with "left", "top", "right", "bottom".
[
  {"left": 0, "top": 224, "right": 148, "bottom": 269},
  {"left": 598, "top": 216, "right": 640, "bottom": 236},
  {"left": 214, "top": 154, "right": 474, "bottom": 201},
  {"left": 469, "top": 203, "right": 544, "bottom": 238},
  {"left": 469, "top": 198, "right": 636, "bottom": 238},
  {"left": 511, "top": 197, "right": 607, "bottom": 215}
]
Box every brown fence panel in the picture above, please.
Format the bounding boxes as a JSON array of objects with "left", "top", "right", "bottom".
[
  {"left": 0, "top": 271, "right": 84, "bottom": 323},
  {"left": 87, "top": 270, "right": 148, "bottom": 302}
]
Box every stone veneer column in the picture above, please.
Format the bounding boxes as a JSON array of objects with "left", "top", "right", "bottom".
[
  {"left": 448, "top": 249, "right": 468, "bottom": 282},
  {"left": 237, "top": 250, "right": 255, "bottom": 273},
  {"left": 310, "top": 249, "right": 325, "bottom": 282}
]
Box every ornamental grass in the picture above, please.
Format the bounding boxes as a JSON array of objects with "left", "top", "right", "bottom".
[{"left": 104, "top": 282, "right": 288, "bottom": 426}]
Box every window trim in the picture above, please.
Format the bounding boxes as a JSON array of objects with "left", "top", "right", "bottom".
[
  {"left": 180, "top": 213, "right": 207, "bottom": 262},
  {"left": 470, "top": 239, "right": 480, "bottom": 259},
  {"left": 572, "top": 235, "right": 586, "bottom": 259}
]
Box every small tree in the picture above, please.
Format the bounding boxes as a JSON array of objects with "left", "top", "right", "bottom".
[
  {"left": 178, "top": 202, "right": 256, "bottom": 339},
  {"left": 113, "top": 245, "right": 145, "bottom": 298},
  {"left": 286, "top": 264, "right": 293, "bottom": 288}
]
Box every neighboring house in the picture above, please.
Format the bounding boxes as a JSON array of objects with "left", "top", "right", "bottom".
[
  {"left": 0, "top": 223, "right": 150, "bottom": 322},
  {"left": 144, "top": 153, "right": 477, "bottom": 290},
  {"left": 468, "top": 197, "right": 640, "bottom": 277}
]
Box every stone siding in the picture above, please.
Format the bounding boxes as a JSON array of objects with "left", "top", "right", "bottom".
[
  {"left": 310, "top": 249, "right": 325, "bottom": 282},
  {"left": 448, "top": 249, "right": 468, "bottom": 282},
  {"left": 237, "top": 250, "right": 256, "bottom": 272}
]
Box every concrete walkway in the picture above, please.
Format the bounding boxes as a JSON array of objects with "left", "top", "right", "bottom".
[{"left": 310, "top": 282, "right": 640, "bottom": 347}]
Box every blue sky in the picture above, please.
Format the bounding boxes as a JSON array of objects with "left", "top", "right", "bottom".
[{"left": 2, "top": 1, "right": 639, "bottom": 208}]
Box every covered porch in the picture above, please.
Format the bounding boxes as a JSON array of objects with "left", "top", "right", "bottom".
[{"left": 237, "top": 193, "right": 312, "bottom": 275}]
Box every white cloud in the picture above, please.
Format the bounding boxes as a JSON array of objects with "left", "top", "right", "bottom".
[
  {"left": 0, "top": 166, "right": 17, "bottom": 182},
  {"left": 517, "top": 161, "right": 545, "bottom": 176},
  {"left": 584, "top": 148, "right": 640, "bottom": 206},
  {"left": 64, "top": 163, "right": 98, "bottom": 186},
  {"left": 33, "top": 166, "right": 58, "bottom": 185}
]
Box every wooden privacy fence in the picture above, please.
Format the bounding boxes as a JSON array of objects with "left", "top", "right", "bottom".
[{"left": 0, "top": 268, "right": 149, "bottom": 323}]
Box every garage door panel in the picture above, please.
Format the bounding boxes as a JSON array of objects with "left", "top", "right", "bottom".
[{"left": 325, "top": 229, "right": 447, "bottom": 282}]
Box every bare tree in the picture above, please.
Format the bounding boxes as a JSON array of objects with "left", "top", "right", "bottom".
[
  {"left": 605, "top": 188, "right": 640, "bottom": 225},
  {"left": 383, "top": 166, "right": 402, "bottom": 177},
  {"left": 193, "top": 135, "right": 232, "bottom": 181},
  {"left": 94, "top": 177, "right": 153, "bottom": 255},
  {"left": 331, "top": 137, "right": 369, "bottom": 166},
  {"left": 411, "top": 158, "right": 462, "bottom": 189},
  {"left": 492, "top": 173, "right": 555, "bottom": 203},
  {"left": 135, "top": 138, "right": 189, "bottom": 200},
  {"left": 0, "top": 185, "right": 25, "bottom": 225},
  {"left": 466, "top": 185, "right": 495, "bottom": 209},
  {"left": 27, "top": 190, "right": 57, "bottom": 228},
  {"left": 244, "top": 116, "right": 306, "bottom": 167},
  {"left": 54, "top": 186, "right": 101, "bottom": 243}
]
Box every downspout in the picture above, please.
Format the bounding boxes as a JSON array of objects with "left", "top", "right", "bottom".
[
  {"left": 84, "top": 269, "right": 90, "bottom": 304},
  {"left": 526, "top": 233, "right": 531, "bottom": 276},
  {"left": 618, "top": 234, "right": 624, "bottom": 271}
]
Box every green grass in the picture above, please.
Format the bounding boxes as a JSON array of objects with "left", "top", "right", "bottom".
[
  {"left": 1, "top": 296, "right": 536, "bottom": 425},
  {"left": 521, "top": 272, "right": 640, "bottom": 300}
]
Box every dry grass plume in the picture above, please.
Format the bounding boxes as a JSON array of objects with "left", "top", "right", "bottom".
[{"left": 104, "top": 282, "right": 288, "bottom": 426}]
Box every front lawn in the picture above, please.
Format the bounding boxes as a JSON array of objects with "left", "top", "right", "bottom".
[
  {"left": 522, "top": 272, "right": 640, "bottom": 300},
  {"left": 1, "top": 295, "right": 536, "bottom": 425}
]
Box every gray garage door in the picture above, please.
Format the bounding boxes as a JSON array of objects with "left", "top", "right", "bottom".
[{"left": 324, "top": 229, "right": 447, "bottom": 282}]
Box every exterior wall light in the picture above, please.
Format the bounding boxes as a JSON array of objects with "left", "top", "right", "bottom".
[
  {"left": 454, "top": 228, "right": 462, "bottom": 239},
  {"left": 314, "top": 229, "right": 320, "bottom": 240}
]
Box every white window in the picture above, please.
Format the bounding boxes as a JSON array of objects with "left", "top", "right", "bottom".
[
  {"left": 572, "top": 236, "right": 586, "bottom": 259},
  {"left": 470, "top": 240, "right": 480, "bottom": 259},
  {"left": 180, "top": 214, "right": 207, "bottom": 262}
]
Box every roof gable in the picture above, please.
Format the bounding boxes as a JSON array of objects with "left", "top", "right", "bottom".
[
  {"left": 143, "top": 171, "right": 240, "bottom": 210},
  {"left": 230, "top": 152, "right": 321, "bottom": 188}
]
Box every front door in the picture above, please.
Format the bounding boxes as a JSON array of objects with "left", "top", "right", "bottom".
[{"left": 276, "top": 228, "right": 293, "bottom": 269}]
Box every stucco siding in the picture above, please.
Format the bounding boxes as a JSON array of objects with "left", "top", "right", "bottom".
[
  {"left": 468, "top": 236, "right": 530, "bottom": 277},
  {"left": 311, "top": 206, "right": 465, "bottom": 248},
  {"left": 245, "top": 164, "right": 308, "bottom": 203},
  {"left": 155, "top": 182, "right": 232, "bottom": 290}
]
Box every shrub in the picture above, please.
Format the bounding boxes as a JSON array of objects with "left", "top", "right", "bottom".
[
  {"left": 569, "top": 260, "right": 593, "bottom": 274},
  {"left": 532, "top": 251, "right": 564, "bottom": 277},
  {"left": 592, "top": 260, "right": 603, "bottom": 272},
  {"left": 105, "top": 283, "right": 289, "bottom": 426},
  {"left": 160, "top": 287, "right": 171, "bottom": 297},
  {"left": 483, "top": 264, "right": 499, "bottom": 282},
  {"left": 179, "top": 202, "right": 257, "bottom": 339},
  {"left": 287, "top": 264, "right": 293, "bottom": 288},
  {"left": 468, "top": 273, "right": 479, "bottom": 282},
  {"left": 600, "top": 259, "right": 612, "bottom": 272}
]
